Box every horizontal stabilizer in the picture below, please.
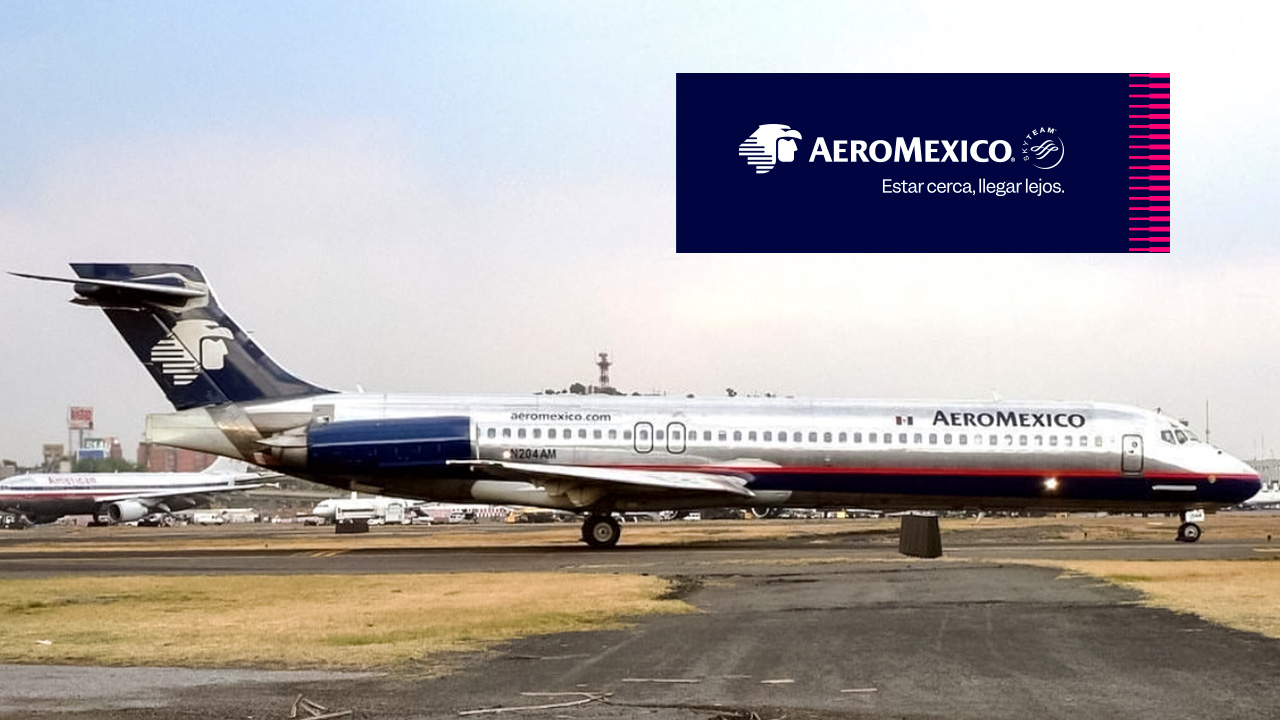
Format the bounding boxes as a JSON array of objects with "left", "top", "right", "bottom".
[{"left": 9, "top": 271, "right": 207, "bottom": 304}]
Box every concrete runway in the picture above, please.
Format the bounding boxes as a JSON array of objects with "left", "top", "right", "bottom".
[{"left": 2, "top": 523, "right": 1280, "bottom": 719}]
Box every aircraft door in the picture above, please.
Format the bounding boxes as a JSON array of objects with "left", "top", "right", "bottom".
[
  {"left": 634, "top": 422, "right": 654, "bottom": 454},
  {"left": 1121, "top": 434, "right": 1144, "bottom": 474},
  {"left": 667, "top": 422, "right": 686, "bottom": 454}
]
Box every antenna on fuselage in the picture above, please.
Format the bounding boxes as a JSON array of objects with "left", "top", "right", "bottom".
[{"left": 1205, "top": 398, "right": 1211, "bottom": 443}]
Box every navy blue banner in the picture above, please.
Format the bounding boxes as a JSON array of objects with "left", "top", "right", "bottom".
[{"left": 676, "top": 73, "right": 1170, "bottom": 253}]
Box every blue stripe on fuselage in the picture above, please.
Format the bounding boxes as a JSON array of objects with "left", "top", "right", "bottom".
[{"left": 308, "top": 416, "right": 472, "bottom": 475}]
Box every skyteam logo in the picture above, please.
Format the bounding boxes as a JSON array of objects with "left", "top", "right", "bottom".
[
  {"left": 1022, "top": 127, "right": 1065, "bottom": 170},
  {"left": 738, "top": 124, "right": 802, "bottom": 174},
  {"left": 150, "top": 319, "right": 234, "bottom": 385}
]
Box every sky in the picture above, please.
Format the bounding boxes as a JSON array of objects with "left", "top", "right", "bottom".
[{"left": 1, "top": 1, "right": 1278, "bottom": 466}]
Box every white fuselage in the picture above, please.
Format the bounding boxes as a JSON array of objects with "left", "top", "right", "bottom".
[{"left": 145, "top": 393, "right": 1260, "bottom": 514}]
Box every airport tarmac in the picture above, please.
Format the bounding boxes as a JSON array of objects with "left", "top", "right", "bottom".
[{"left": 2, "top": 521, "right": 1280, "bottom": 719}]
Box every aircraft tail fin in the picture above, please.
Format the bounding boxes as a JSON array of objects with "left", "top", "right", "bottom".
[{"left": 14, "top": 263, "right": 331, "bottom": 410}]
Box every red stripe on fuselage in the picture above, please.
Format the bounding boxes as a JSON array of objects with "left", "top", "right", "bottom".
[{"left": 588, "top": 464, "right": 1255, "bottom": 481}]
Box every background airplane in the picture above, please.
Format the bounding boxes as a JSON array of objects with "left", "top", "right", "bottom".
[
  {"left": 1242, "top": 479, "right": 1280, "bottom": 509},
  {"left": 0, "top": 456, "right": 276, "bottom": 525},
  {"left": 311, "top": 492, "right": 421, "bottom": 525},
  {"left": 16, "top": 264, "right": 1262, "bottom": 551}
]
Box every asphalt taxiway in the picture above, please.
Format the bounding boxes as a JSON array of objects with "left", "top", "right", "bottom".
[{"left": 2, "top": 523, "right": 1280, "bottom": 719}]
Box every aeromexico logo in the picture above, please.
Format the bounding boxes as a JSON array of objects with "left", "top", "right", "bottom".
[
  {"left": 738, "top": 123, "right": 1048, "bottom": 173},
  {"left": 933, "top": 410, "right": 1087, "bottom": 428},
  {"left": 150, "top": 319, "right": 233, "bottom": 385},
  {"left": 738, "top": 124, "right": 803, "bottom": 174}
]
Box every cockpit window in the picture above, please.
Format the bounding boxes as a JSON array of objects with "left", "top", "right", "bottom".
[
  {"left": 1174, "top": 429, "right": 1188, "bottom": 444},
  {"left": 1161, "top": 430, "right": 1174, "bottom": 444}
]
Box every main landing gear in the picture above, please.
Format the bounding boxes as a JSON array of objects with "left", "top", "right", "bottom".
[
  {"left": 1176, "top": 509, "right": 1205, "bottom": 543},
  {"left": 582, "top": 514, "right": 621, "bottom": 549}
]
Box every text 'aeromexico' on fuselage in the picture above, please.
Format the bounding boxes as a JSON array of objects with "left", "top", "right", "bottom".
[{"left": 17, "top": 263, "right": 1261, "bottom": 548}]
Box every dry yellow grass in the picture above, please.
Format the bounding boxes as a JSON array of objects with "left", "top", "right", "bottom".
[
  {"left": 0, "top": 573, "right": 695, "bottom": 671},
  {"left": 1016, "top": 559, "right": 1280, "bottom": 639}
]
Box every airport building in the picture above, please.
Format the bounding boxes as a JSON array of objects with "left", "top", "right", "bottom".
[
  {"left": 1250, "top": 458, "right": 1280, "bottom": 484},
  {"left": 136, "top": 442, "right": 218, "bottom": 473}
]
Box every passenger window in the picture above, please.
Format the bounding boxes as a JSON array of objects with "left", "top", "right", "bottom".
[
  {"left": 899, "top": 433, "right": 907, "bottom": 444},
  {"left": 824, "top": 432, "right": 832, "bottom": 443},
  {"left": 990, "top": 435, "right": 998, "bottom": 446},
  {"left": 518, "top": 428, "right": 527, "bottom": 439},
  {"left": 944, "top": 434, "right": 952, "bottom": 445},
  {"left": 486, "top": 428, "right": 496, "bottom": 439},
  {"left": 579, "top": 429, "right": 587, "bottom": 439},
  {"left": 778, "top": 430, "right": 787, "bottom": 441},
  {"left": 503, "top": 428, "right": 512, "bottom": 438},
  {"left": 914, "top": 433, "right": 922, "bottom": 444},
  {"left": 764, "top": 431, "right": 773, "bottom": 441},
  {"left": 958, "top": 434, "right": 967, "bottom": 445},
  {"left": 1004, "top": 434, "right": 1013, "bottom": 446},
  {"left": 593, "top": 429, "right": 602, "bottom": 440},
  {"left": 1064, "top": 435, "right": 1072, "bottom": 447},
  {"left": 882, "top": 433, "right": 891, "bottom": 445},
  {"left": 548, "top": 429, "right": 557, "bottom": 439},
  {"left": 854, "top": 432, "right": 862, "bottom": 443},
  {"left": 672, "top": 430, "right": 682, "bottom": 440},
  {"left": 1049, "top": 436, "right": 1058, "bottom": 447},
  {"left": 1019, "top": 435, "right": 1028, "bottom": 446},
  {"left": 639, "top": 429, "right": 649, "bottom": 441},
  {"left": 718, "top": 430, "right": 727, "bottom": 442},
  {"left": 1079, "top": 435, "right": 1087, "bottom": 447},
  {"left": 808, "top": 432, "right": 818, "bottom": 442},
  {"left": 793, "top": 432, "right": 802, "bottom": 442},
  {"left": 656, "top": 430, "right": 665, "bottom": 441},
  {"left": 929, "top": 433, "right": 937, "bottom": 444},
  {"left": 838, "top": 432, "right": 848, "bottom": 443},
  {"left": 533, "top": 428, "right": 542, "bottom": 439},
  {"left": 623, "top": 430, "right": 632, "bottom": 440},
  {"left": 564, "top": 427, "right": 571, "bottom": 438},
  {"left": 749, "top": 431, "right": 758, "bottom": 442},
  {"left": 868, "top": 433, "right": 877, "bottom": 444},
  {"left": 609, "top": 429, "right": 618, "bottom": 440},
  {"left": 703, "top": 431, "right": 712, "bottom": 441},
  {"left": 1034, "top": 435, "right": 1042, "bottom": 446},
  {"left": 1094, "top": 436, "right": 1102, "bottom": 447},
  {"left": 733, "top": 430, "right": 742, "bottom": 441},
  {"left": 973, "top": 434, "right": 982, "bottom": 445}
]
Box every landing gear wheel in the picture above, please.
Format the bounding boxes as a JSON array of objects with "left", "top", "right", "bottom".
[
  {"left": 582, "top": 515, "right": 621, "bottom": 548},
  {"left": 1176, "top": 522, "right": 1202, "bottom": 543}
]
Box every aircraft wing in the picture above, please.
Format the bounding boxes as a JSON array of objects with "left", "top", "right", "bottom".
[
  {"left": 449, "top": 460, "right": 755, "bottom": 503},
  {"left": 95, "top": 482, "right": 271, "bottom": 504}
]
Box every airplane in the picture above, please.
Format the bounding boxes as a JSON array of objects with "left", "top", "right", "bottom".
[
  {"left": 311, "top": 493, "right": 422, "bottom": 525},
  {"left": 14, "top": 263, "right": 1262, "bottom": 551},
  {"left": 0, "top": 455, "right": 275, "bottom": 525},
  {"left": 1241, "top": 478, "right": 1280, "bottom": 508}
]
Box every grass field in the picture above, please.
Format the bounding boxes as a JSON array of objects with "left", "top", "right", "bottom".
[
  {"left": 0, "top": 573, "right": 695, "bottom": 671},
  {"left": 1023, "top": 558, "right": 1280, "bottom": 640}
]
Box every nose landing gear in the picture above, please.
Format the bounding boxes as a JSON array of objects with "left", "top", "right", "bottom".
[
  {"left": 1176, "top": 509, "right": 1205, "bottom": 543},
  {"left": 1176, "top": 522, "right": 1202, "bottom": 543}
]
